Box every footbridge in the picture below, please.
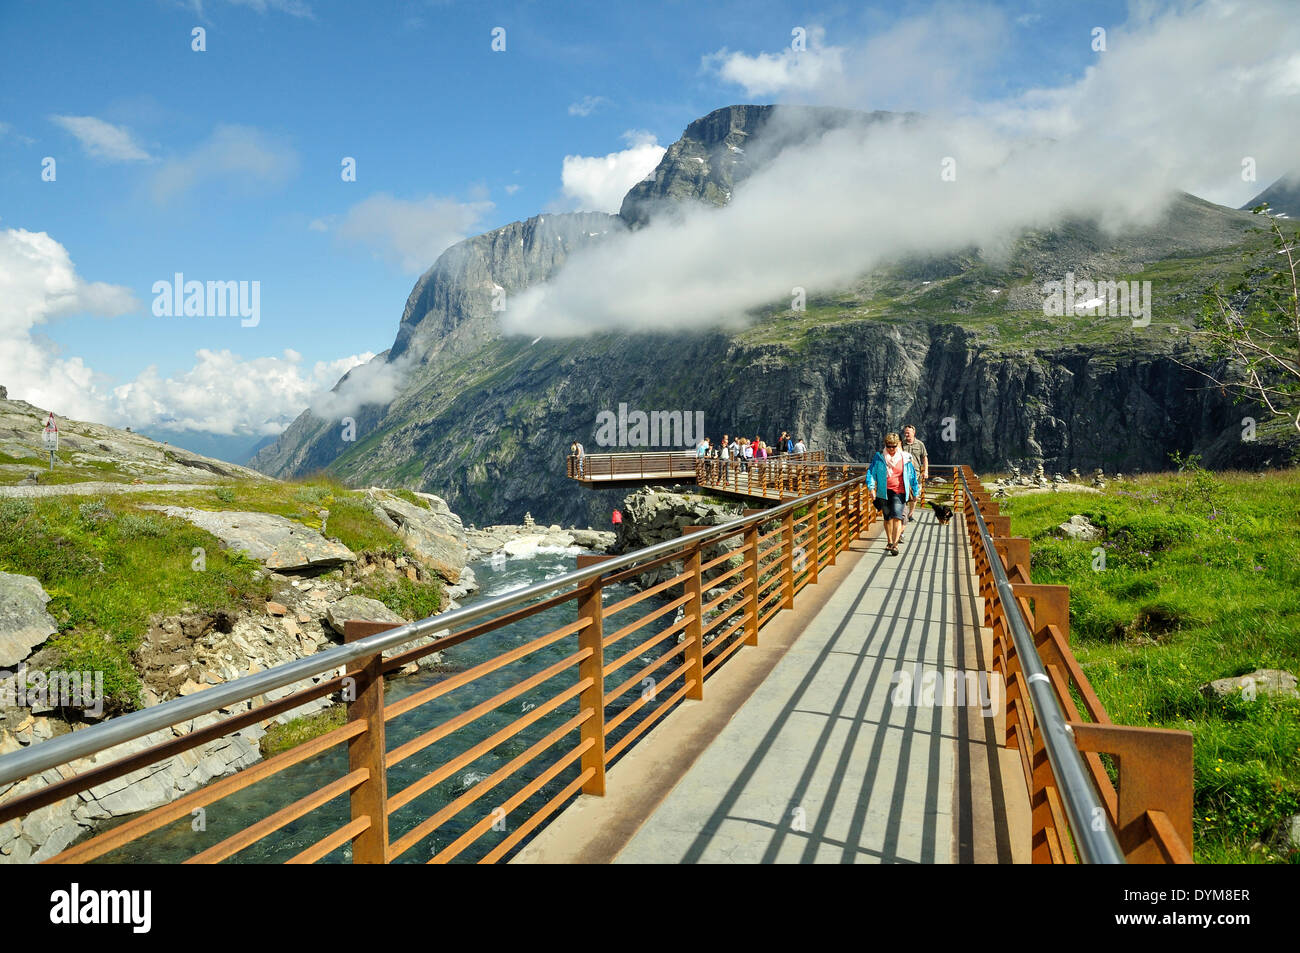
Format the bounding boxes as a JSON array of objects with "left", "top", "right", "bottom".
[{"left": 0, "top": 456, "right": 1193, "bottom": 864}]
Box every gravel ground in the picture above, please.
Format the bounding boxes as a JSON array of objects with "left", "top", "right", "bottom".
[{"left": 0, "top": 482, "right": 219, "bottom": 498}]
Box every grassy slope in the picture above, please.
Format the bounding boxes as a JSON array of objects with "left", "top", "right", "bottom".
[
  {"left": 0, "top": 475, "right": 440, "bottom": 712},
  {"left": 998, "top": 467, "right": 1300, "bottom": 863}
]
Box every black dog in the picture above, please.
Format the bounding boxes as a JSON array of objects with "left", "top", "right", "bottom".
[{"left": 928, "top": 501, "right": 954, "bottom": 525}]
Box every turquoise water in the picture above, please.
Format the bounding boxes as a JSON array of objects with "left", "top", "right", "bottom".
[{"left": 92, "top": 548, "right": 680, "bottom": 864}]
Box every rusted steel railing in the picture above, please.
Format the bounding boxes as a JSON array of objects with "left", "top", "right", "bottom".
[
  {"left": 957, "top": 467, "right": 1194, "bottom": 864},
  {"left": 566, "top": 450, "right": 827, "bottom": 484},
  {"left": 0, "top": 472, "right": 874, "bottom": 864}
]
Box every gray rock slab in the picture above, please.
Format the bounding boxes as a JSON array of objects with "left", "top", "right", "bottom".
[
  {"left": 0, "top": 571, "right": 58, "bottom": 666},
  {"left": 142, "top": 507, "right": 355, "bottom": 570}
]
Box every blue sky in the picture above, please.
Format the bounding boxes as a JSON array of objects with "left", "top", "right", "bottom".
[{"left": 2, "top": 0, "right": 1278, "bottom": 457}]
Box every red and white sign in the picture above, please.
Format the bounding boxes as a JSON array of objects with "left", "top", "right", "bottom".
[{"left": 42, "top": 412, "right": 58, "bottom": 451}]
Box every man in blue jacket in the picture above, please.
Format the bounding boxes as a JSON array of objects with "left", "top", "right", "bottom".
[{"left": 865, "top": 432, "right": 920, "bottom": 556}]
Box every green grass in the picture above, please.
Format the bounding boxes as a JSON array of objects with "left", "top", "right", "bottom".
[
  {"left": 0, "top": 475, "right": 424, "bottom": 713},
  {"left": 258, "top": 705, "right": 347, "bottom": 757},
  {"left": 998, "top": 466, "right": 1300, "bottom": 863},
  {"left": 0, "top": 496, "right": 271, "bottom": 711},
  {"left": 352, "top": 574, "right": 443, "bottom": 621}
]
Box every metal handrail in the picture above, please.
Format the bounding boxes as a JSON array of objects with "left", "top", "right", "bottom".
[
  {"left": 958, "top": 467, "right": 1125, "bottom": 864},
  {"left": 0, "top": 471, "right": 869, "bottom": 789}
]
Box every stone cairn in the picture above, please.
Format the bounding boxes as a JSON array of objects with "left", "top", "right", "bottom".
[
  {"left": 1092, "top": 468, "right": 1107, "bottom": 489},
  {"left": 1034, "top": 463, "right": 1049, "bottom": 487},
  {"left": 1070, "top": 467, "right": 1081, "bottom": 482},
  {"left": 523, "top": 512, "right": 535, "bottom": 530}
]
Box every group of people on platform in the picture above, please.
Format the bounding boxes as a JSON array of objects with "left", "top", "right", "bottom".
[
  {"left": 693, "top": 431, "right": 806, "bottom": 466},
  {"left": 569, "top": 423, "right": 932, "bottom": 558}
]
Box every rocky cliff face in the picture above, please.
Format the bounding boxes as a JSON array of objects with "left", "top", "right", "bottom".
[{"left": 251, "top": 104, "right": 1296, "bottom": 527}]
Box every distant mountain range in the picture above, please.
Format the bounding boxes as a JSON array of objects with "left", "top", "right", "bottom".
[{"left": 249, "top": 104, "right": 1298, "bottom": 526}]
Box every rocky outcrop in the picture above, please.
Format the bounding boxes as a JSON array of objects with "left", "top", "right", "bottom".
[
  {"left": 140, "top": 507, "right": 356, "bottom": 571},
  {"left": 0, "top": 392, "right": 265, "bottom": 486},
  {"left": 0, "top": 573, "right": 57, "bottom": 667},
  {"left": 365, "top": 488, "right": 467, "bottom": 583}
]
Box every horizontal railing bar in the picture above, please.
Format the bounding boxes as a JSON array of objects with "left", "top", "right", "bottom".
[
  {"left": 702, "top": 601, "right": 748, "bottom": 638},
  {"left": 604, "top": 616, "right": 692, "bottom": 679},
  {"left": 603, "top": 569, "right": 693, "bottom": 618},
  {"left": 384, "top": 619, "right": 589, "bottom": 724},
  {"left": 606, "top": 678, "right": 696, "bottom": 762},
  {"left": 388, "top": 672, "right": 592, "bottom": 813},
  {"left": 602, "top": 592, "right": 690, "bottom": 650},
  {"left": 286, "top": 815, "right": 370, "bottom": 865},
  {"left": 185, "top": 768, "right": 368, "bottom": 865},
  {"left": 381, "top": 587, "right": 580, "bottom": 675},
  {"left": 605, "top": 656, "right": 694, "bottom": 736},
  {"left": 604, "top": 636, "right": 693, "bottom": 707},
  {"left": 392, "top": 710, "right": 593, "bottom": 861},
  {"left": 479, "top": 766, "right": 594, "bottom": 864},
  {"left": 0, "top": 670, "right": 347, "bottom": 827},
  {"left": 47, "top": 719, "right": 366, "bottom": 864},
  {"left": 702, "top": 577, "right": 749, "bottom": 618}
]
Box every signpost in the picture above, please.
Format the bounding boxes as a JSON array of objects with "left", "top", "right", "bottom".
[{"left": 41, "top": 412, "right": 58, "bottom": 471}]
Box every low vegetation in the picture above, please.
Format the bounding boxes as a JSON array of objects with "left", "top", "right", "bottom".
[
  {"left": 999, "top": 463, "right": 1300, "bottom": 863},
  {"left": 0, "top": 476, "right": 442, "bottom": 713}
]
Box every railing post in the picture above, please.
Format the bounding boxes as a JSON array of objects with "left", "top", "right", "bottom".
[
  {"left": 681, "top": 536, "right": 705, "bottom": 700},
  {"left": 1069, "top": 723, "right": 1194, "bottom": 863},
  {"left": 810, "top": 496, "right": 821, "bottom": 584},
  {"left": 781, "top": 509, "right": 795, "bottom": 609},
  {"left": 575, "top": 555, "right": 608, "bottom": 795},
  {"left": 743, "top": 520, "right": 760, "bottom": 645},
  {"left": 827, "top": 493, "right": 839, "bottom": 566},
  {"left": 344, "top": 620, "right": 393, "bottom": 864}
]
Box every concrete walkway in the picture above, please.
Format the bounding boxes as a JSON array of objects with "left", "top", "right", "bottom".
[{"left": 611, "top": 506, "right": 1022, "bottom": 864}]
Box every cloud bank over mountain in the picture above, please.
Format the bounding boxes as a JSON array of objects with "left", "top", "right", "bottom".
[{"left": 505, "top": 0, "right": 1300, "bottom": 337}]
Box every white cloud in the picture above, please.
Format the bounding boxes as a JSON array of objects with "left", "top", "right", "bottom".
[
  {"left": 112, "top": 349, "right": 374, "bottom": 436},
  {"left": 506, "top": 0, "right": 1300, "bottom": 337},
  {"left": 705, "top": 9, "right": 1007, "bottom": 112},
  {"left": 504, "top": 184, "right": 522, "bottom": 195},
  {"left": 150, "top": 124, "right": 297, "bottom": 203},
  {"left": 568, "top": 95, "right": 609, "bottom": 117},
  {"left": 332, "top": 192, "right": 493, "bottom": 273},
  {"left": 0, "top": 228, "right": 137, "bottom": 421},
  {"left": 50, "top": 115, "right": 152, "bottom": 162},
  {"left": 559, "top": 131, "right": 666, "bottom": 213},
  {"left": 309, "top": 352, "right": 414, "bottom": 421},
  {"left": 703, "top": 26, "right": 845, "bottom": 97},
  {"left": 0, "top": 226, "right": 386, "bottom": 436}
]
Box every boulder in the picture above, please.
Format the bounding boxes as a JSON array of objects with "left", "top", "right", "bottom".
[
  {"left": 365, "top": 490, "right": 468, "bottom": 584},
  {"left": 0, "top": 572, "right": 58, "bottom": 667},
  {"left": 325, "top": 595, "right": 406, "bottom": 635},
  {"left": 141, "top": 507, "right": 355, "bottom": 571},
  {"left": 1057, "top": 515, "right": 1102, "bottom": 541},
  {"left": 1200, "top": 669, "right": 1299, "bottom": 701}
]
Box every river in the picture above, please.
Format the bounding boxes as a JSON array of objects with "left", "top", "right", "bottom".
[{"left": 92, "top": 545, "right": 678, "bottom": 864}]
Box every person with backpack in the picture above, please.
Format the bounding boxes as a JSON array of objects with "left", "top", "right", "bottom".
[{"left": 865, "top": 432, "right": 920, "bottom": 557}]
